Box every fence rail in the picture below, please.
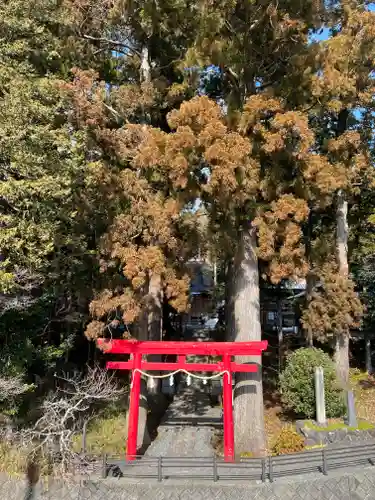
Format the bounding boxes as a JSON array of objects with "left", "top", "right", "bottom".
[{"left": 93, "top": 439, "right": 375, "bottom": 483}]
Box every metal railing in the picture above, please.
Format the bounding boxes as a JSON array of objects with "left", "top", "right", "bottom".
[{"left": 95, "top": 439, "right": 375, "bottom": 483}]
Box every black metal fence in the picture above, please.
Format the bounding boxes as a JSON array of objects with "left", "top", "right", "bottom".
[{"left": 98, "top": 439, "right": 375, "bottom": 482}]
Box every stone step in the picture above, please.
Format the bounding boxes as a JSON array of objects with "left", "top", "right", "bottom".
[{"left": 145, "top": 387, "right": 221, "bottom": 458}]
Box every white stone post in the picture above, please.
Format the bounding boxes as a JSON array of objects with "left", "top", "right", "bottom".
[
  {"left": 346, "top": 390, "right": 357, "bottom": 428},
  {"left": 314, "top": 366, "right": 326, "bottom": 426}
]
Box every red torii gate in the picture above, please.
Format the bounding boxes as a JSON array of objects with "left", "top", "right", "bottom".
[{"left": 97, "top": 339, "right": 268, "bottom": 462}]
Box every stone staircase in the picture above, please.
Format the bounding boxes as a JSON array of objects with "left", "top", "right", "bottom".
[
  {"left": 144, "top": 385, "right": 221, "bottom": 457},
  {"left": 145, "top": 324, "right": 222, "bottom": 458}
]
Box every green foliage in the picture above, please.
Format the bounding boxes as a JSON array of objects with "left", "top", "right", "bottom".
[
  {"left": 304, "top": 419, "right": 374, "bottom": 432},
  {"left": 0, "top": 73, "right": 91, "bottom": 292},
  {"left": 271, "top": 426, "right": 305, "bottom": 456},
  {"left": 349, "top": 368, "right": 370, "bottom": 385},
  {"left": 0, "top": 0, "right": 117, "bottom": 390},
  {"left": 280, "top": 348, "right": 345, "bottom": 419}
]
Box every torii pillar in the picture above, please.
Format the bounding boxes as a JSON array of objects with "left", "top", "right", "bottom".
[{"left": 98, "top": 339, "right": 268, "bottom": 461}]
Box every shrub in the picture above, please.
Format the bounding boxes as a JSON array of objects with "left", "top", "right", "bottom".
[
  {"left": 280, "top": 347, "right": 345, "bottom": 418},
  {"left": 271, "top": 426, "right": 305, "bottom": 455}
]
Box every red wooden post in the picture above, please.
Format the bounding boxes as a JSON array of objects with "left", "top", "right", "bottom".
[
  {"left": 127, "top": 352, "right": 142, "bottom": 461},
  {"left": 222, "top": 353, "right": 234, "bottom": 462}
]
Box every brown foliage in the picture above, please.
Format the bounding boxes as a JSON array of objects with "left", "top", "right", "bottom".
[
  {"left": 302, "top": 261, "right": 364, "bottom": 342},
  {"left": 62, "top": 69, "right": 196, "bottom": 340},
  {"left": 254, "top": 195, "right": 309, "bottom": 283},
  {"left": 271, "top": 426, "right": 305, "bottom": 456},
  {"left": 310, "top": 9, "right": 375, "bottom": 112},
  {"left": 303, "top": 154, "right": 347, "bottom": 198},
  {"left": 63, "top": 62, "right": 371, "bottom": 340},
  {"left": 126, "top": 93, "right": 359, "bottom": 287},
  {"left": 63, "top": 69, "right": 108, "bottom": 128}
]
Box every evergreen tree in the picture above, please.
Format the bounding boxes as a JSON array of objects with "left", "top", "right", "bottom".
[
  {"left": 0, "top": 0, "right": 118, "bottom": 382},
  {"left": 133, "top": 0, "right": 375, "bottom": 450},
  {"left": 5, "top": 0, "right": 375, "bottom": 453},
  {"left": 299, "top": 3, "right": 375, "bottom": 385}
]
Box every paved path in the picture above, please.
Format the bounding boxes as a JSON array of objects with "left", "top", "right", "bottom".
[
  {"left": 145, "top": 324, "right": 222, "bottom": 458},
  {"left": 145, "top": 386, "right": 221, "bottom": 457}
]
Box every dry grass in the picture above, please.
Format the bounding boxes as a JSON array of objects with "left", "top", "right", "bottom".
[
  {"left": 0, "top": 442, "right": 50, "bottom": 478},
  {"left": 351, "top": 370, "right": 375, "bottom": 423},
  {"left": 0, "top": 442, "right": 28, "bottom": 477},
  {"left": 264, "top": 405, "right": 286, "bottom": 452},
  {"left": 72, "top": 414, "right": 127, "bottom": 455}
]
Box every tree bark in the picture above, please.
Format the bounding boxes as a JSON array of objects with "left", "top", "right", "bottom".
[
  {"left": 140, "top": 45, "right": 151, "bottom": 83},
  {"left": 303, "top": 206, "right": 314, "bottom": 347},
  {"left": 125, "top": 377, "right": 151, "bottom": 452},
  {"left": 147, "top": 273, "right": 163, "bottom": 394},
  {"left": 336, "top": 190, "right": 349, "bottom": 276},
  {"left": 130, "top": 312, "right": 151, "bottom": 450},
  {"left": 305, "top": 273, "right": 315, "bottom": 347},
  {"left": 233, "top": 227, "right": 266, "bottom": 455},
  {"left": 365, "top": 333, "right": 373, "bottom": 375},
  {"left": 139, "top": 43, "right": 162, "bottom": 396},
  {"left": 335, "top": 189, "right": 350, "bottom": 387},
  {"left": 225, "top": 259, "right": 235, "bottom": 341},
  {"left": 334, "top": 334, "right": 349, "bottom": 388},
  {"left": 277, "top": 298, "right": 284, "bottom": 373}
]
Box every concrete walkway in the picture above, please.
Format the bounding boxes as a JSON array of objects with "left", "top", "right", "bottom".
[
  {"left": 145, "top": 385, "right": 221, "bottom": 457},
  {"left": 145, "top": 324, "right": 222, "bottom": 458}
]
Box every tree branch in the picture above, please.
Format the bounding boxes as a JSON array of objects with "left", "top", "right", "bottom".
[
  {"left": 82, "top": 34, "right": 141, "bottom": 57},
  {"left": 21, "top": 366, "right": 125, "bottom": 470},
  {"left": 0, "top": 375, "right": 30, "bottom": 400}
]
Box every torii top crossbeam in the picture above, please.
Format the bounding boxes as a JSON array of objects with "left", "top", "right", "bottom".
[
  {"left": 98, "top": 338, "right": 268, "bottom": 461},
  {"left": 98, "top": 339, "right": 267, "bottom": 356}
]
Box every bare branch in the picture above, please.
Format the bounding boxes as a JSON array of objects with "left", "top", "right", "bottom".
[
  {"left": 82, "top": 34, "right": 141, "bottom": 57},
  {"left": 21, "top": 366, "right": 125, "bottom": 470},
  {"left": 0, "top": 375, "right": 31, "bottom": 400}
]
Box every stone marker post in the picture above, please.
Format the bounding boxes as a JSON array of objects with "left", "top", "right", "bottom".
[
  {"left": 346, "top": 390, "right": 357, "bottom": 428},
  {"left": 314, "top": 366, "right": 326, "bottom": 426}
]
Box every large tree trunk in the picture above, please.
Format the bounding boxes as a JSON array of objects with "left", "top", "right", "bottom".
[
  {"left": 336, "top": 190, "right": 349, "bottom": 276},
  {"left": 225, "top": 259, "right": 235, "bottom": 341},
  {"left": 365, "top": 333, "right": 373, "bottom": 375},
  {"left": 305, "top": 273, "right": 315, "bottom": 347},
  {"left": 233, "top": 227, "right": 266, "bottom": 456},
  {"left": 147, "top": 273, "right": 163, "bottom": 394},
  {"left": 303, "top": 206, "right": 314, "bottom": 347},
  {"left": 277, "top": 298, "right": 284, "bottom": 373},
  {"left": 127, "top": 312, "right": 151, "bottom": 451},
  {"left": 140, "top": 44, "right": 162, "bottom": 397},
  {"left": 335, "top": 334, "right": 349, "bottom": 387},
  {"left": 140, "top": 45, "right": 151, "bottom": 83},
  {"left": 335, "top": 189, "right": 350, "bottom": 387}
]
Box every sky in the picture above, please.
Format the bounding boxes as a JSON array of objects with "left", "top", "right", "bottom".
[
  {"left": 308, "top": 2, "right": 375, "bottom": 122},
  {"left": 309, "top": 2, "right": 375, "bottom": 43}
]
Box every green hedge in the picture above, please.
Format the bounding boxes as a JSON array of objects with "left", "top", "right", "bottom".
[{"left": 280, "top": 347, "right": 345, "bottom": 418}]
